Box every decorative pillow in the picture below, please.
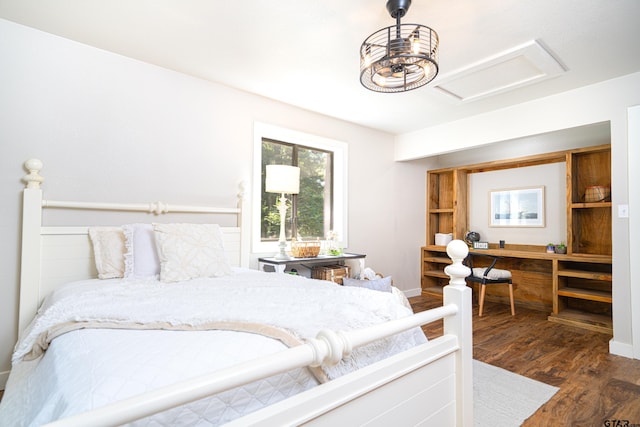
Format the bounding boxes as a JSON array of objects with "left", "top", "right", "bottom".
[
  {"left": 122, "top": 223, "right": 161, "bottom": 279},
  {"left": 152, "top": 223, "right": 233, "bottom": 283},
  {"left": 88, "top": 227, "right": 126, "bottom": 279},
  {"left": 342, "top": 276, "right": 393, "bottom": 293},
  {"left": 472, "top": 267, "right": 512, "bottom": 280}
]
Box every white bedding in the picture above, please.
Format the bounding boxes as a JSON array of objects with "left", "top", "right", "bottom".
[{"left": 0, "top": 268, "right": 426, "bottom": 426}]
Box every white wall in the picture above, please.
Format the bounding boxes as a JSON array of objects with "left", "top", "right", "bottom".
[
  {"left": 0, "top": 19, "right": 420, "bottom": 387},
  {"left": 467, "top": 163, "right": 567, "bottom": 246},
  {"left": 395, "top": 73, "right": 640, "bottom": 359}
]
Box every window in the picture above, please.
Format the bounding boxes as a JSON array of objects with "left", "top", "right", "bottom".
[
  {"left": 261, "top": 139, "right": 332, "bottom": 241},
  {"left": 253, "top": 123, "right": 347, "bottom": 254}
]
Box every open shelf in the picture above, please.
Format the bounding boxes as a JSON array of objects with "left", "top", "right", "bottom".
[
  {"left": 422, "top": 256, "right": 452, "bottom": 264},
  {"left": 548, "top": 309, "right": 612, "bottom": 334},
  {"left": 570, "top": 202, "right": 612, "bottom": 209},
  {"left": 557, "top": 269, "right": 612, "bottom": 281},
  {"left": 557, "top": 287, "right": 612, "bottom": 303}
]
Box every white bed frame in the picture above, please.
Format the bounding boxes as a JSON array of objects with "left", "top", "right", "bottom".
[{"left": 17, "top": 159, "right": 474, "bottom": 427}]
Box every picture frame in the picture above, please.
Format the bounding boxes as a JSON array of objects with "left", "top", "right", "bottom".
[{"left": 490, "top": 186, "right": 545, "bottom": 227}]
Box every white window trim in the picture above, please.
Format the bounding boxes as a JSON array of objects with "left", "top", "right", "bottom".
[{"left": 252, "top": 122, "right": 348, "bottom": 255}]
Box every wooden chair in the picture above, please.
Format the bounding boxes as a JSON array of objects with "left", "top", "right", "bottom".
[{"left": 465, "top": 254, "right": 515, "bottom": 316}]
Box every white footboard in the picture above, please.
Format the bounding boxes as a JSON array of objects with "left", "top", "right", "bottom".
[{"left": 45, "top": 241, "right": 472, "bottom": 427}]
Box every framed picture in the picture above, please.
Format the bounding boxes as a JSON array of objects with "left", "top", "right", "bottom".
[{"left": 490, "top": 186, "right": 545, "bottom": 227}]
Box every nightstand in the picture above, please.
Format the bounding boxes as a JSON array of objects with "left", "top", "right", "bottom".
[{"left": 258, "top": 253, "right": 366, "bottom": 276}]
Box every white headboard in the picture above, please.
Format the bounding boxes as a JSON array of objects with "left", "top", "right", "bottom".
[{"left": 19, "top": 159, "right": 247, "bottom": 335}]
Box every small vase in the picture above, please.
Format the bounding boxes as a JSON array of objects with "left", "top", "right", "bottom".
[
  {"left": 546, "top": 245, "right": 555, "bottom": 253},
  {"left": 554, "top": 246, "right": 567, "bottom": 254}
]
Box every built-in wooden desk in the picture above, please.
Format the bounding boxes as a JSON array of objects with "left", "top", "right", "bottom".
[{"left": 421, "top": 245, "right": 612, "bottom": 333}]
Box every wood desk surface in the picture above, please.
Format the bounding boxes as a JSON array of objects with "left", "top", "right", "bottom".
[{"left": 423, "top": 245, "right": 612, "bottom": 264}]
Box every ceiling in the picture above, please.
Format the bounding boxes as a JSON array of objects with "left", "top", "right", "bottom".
[{"left": 1, "top": 0, "right": 639, "bottom": 135}]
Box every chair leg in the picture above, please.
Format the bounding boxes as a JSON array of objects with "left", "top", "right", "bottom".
[
  {"left": 479, "top": 284, "right": 486, "bottom": 317},
  {"left": 508, "top": 283, "right": 515, "bottom": 316}
]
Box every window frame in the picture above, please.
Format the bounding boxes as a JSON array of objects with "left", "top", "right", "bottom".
[{"left": 252, "top": 122, "right": 348, "bottom": 255}]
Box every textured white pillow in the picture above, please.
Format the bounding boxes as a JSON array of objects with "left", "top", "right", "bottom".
[
  {"left": 122, "top": 223, "right": 160, "bottom": 279},
  {"left": 472, "top": 267, "right": 512, "bottom": 280},
  {"left": 342, "top": 276, "right": 393, "bottom": 292},
  {"left": 88, "top": 227, "right": 126, "bottom": 279},
  {"left": 153, "top": 223, "right": 233, "bottom": 283}
]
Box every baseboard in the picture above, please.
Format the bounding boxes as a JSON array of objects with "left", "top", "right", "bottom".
[
  {"left": 609, "top": 339, "right": 636, "bottom": 359},
  {"left": 0, "top": 370, "right": 9, "bottom": 390}
]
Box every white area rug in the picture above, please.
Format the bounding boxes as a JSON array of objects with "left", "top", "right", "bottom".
[{"left": 474, "top": 360, "right": 559, "bottom": 427}]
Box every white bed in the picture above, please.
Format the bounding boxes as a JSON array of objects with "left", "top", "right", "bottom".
[{"left": 0, "top": 159, "right": 474, "bottom": 426}]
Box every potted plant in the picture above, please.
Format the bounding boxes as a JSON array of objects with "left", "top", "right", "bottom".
[
  {"left": 546, "top": 243, "right": 555, "bottom": 253},
  {"left": 554, "top": 242, "right": 567, "bottom": 254}
]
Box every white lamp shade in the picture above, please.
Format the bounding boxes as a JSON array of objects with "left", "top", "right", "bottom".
[{"left": 265, "top": 165, "right": 300, "bottom": 194}]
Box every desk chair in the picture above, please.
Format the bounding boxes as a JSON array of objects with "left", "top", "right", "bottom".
[{"left": 465, "top": 254, "right": 515, "bottom": 316}]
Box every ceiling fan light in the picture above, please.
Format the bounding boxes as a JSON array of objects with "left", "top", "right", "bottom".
[{"left": 411, "top": 36, "right": 421, "bottom": 54}]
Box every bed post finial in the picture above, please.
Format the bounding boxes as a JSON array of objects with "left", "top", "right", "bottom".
[
  {"left": 444, "top": 239, "right": 470, "bottom": 288},
  {"left": 23, "top": 159, "right": 44, "bottom": 189},
  {"left": 237, "top": 180, "right": 250, "bottom": 267},
  {"left": 237, "top": 180, "right": 247, "bottom": 205}
]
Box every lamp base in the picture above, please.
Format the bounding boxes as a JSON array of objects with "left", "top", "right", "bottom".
[{"left": 274, "top": 240, "right": 290, "bottom": 260}]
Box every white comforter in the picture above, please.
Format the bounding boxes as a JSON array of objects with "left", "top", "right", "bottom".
[{"left": 0, "top": 268, "right": 426, "bottom": 426}]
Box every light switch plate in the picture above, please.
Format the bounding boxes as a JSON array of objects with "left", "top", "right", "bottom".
[{"left": 618, "top": 204, "right": 629, "bottom": 218}]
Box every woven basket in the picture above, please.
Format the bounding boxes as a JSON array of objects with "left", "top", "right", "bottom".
[
  {"left": 290, "top": 240, "right": 321, "bottom": 258},
  {"left": 584, "top": 186, "right": 610, "bottom": 203},
  {"left": 312, "top": 265, "right": 350, "bottom": 284}
]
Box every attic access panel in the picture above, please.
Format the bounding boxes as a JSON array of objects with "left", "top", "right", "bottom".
[{"left": 434, "top": 40, "right": 566, "bottom": 102}]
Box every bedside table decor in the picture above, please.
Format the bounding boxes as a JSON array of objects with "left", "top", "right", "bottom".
[
  {"left": 290, "top": 239, "right": 321, "bottom": 258},
  {"left": 265, "top": 164, "right": 300, "bottom": 260},
  {"left": 584, "top": 185, "right": 610, "bottom": 203}
]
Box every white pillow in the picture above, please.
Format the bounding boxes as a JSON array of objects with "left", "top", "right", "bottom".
[
  {"left": 123, "top": 223, "right": 160, "bottom": 279},
  {"left": 342, "top": 276, "right": 393, "bottom": 292},
  {"left": 472, "top": 267, "right": 512, "bottom": 280},
  {"left": 88, "top": 227, "right": 126, "bottom": 279},
  {"left": 153, "top": 223, "right": 233, "bottom": 283}
]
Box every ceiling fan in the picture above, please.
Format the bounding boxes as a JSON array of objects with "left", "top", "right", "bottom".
[{"left": 359, "top": 0, "right": 439, "bottom": 93}]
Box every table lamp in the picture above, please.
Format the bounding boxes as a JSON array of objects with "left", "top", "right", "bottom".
[{"left": 265, "top": 164, "right": 300, "bottom": 259}]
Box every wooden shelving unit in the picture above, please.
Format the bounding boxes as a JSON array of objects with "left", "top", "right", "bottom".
[
  {"left": 426, "top": 168, "right": 467, "bottom": 246},
  {"left": 548, "top": 145, "right": 612, "bottom": 332},
  {"left": 422, "top": 144, "right": 613, "bottom": 333},
  {"left": 421, "top": 250, "right": 452, "bottom": 297},
  {"left": 567, "top": 145, "right": 612, "bottom": 256},
  {"left": 549, "top": 254, "right": 612, "bottom": 333}
]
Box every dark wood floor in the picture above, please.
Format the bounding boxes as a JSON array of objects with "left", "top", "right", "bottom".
[{"left": 410, "top": 294, "right": 640, "bottom": 426}]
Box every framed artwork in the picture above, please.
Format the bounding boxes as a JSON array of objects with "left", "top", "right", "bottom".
[{"left": 490, "top": 186, "right": 545, "bottom": 227}]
